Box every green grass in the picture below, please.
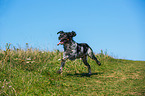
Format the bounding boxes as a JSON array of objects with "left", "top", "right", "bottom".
[{"left": 0, "top": 43, "right": 145, "bottom": 95}]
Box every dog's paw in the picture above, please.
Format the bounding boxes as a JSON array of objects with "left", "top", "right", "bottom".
[
  {"left": 98, "top": 62, "right": 101, "bottom": 66},
  {"left": 57, "top": 70, "right": 62, "bottom": 74},
  {"left": 88, "top": 72, "right": 92, "bottom": 75}
]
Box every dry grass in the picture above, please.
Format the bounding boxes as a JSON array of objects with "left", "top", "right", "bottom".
[{"left": 0, "top": 43, "right": 145, "bottom": 95}]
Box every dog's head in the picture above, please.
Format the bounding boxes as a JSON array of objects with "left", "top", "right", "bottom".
[{"left": 57, "top": 31, "right": 76, "bottom": 45}]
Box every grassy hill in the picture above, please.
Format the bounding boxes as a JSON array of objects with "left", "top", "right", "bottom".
[{"left": 0, "top": 44, "right": 145, "bottom": 95}]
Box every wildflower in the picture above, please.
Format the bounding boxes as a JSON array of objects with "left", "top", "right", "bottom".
[
  {"left": 31, "top": 61, "right": 35, "bottom": 63},
  {"left": 6, "top": 82, "right": 10, "bottom": 85},
  {"left": 26, "top": 61, "right": 29, "bottom": 63},
  {"left": 58, "top": 59, "right": 61, "bottom": 61},
  {"left": 9, "top": 86, "right": 12, "bottom": 88},
  {"left": 27, "top": 58, "right": 31, "bottom": 60},
  {"left": 2, "top": 86, "right": 4, "bottom": 88},
  {"left": 15, "top": 58, "right": 18, "bottom": 60}
]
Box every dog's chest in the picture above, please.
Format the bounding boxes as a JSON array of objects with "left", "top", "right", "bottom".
[{"left": 63, "top": 42, "right": 77, "bottom": 54}]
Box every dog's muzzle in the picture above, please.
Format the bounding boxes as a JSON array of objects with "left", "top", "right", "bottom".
[{"left": 57, "top": 39, "right": 69, "bottom": 46}]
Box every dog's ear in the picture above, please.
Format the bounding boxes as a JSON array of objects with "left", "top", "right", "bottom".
[
  {"left": 57, "top": 31, "right": 64, "bottom": 34},
  {"left": 69, "top": 31, "right": 76, "bottom": 37}
]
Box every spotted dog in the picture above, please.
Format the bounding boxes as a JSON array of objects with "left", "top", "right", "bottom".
[{"left": 57, "top": 31, "right": 101, "bottom": 75}]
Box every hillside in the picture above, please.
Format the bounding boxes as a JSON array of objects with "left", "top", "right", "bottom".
[{"left": 0, "top": 44, "right": 145, "bottom": 95}]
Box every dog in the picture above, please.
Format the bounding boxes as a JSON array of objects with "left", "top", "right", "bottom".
[{"left": 57, "top": 31, "right": 101, "bottom": 75}]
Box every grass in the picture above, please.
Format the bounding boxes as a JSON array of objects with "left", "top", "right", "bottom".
[{"left": 0, "top": 43, "right": 145, "bottom": 95}]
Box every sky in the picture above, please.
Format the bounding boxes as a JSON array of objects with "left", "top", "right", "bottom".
[{"left": 0, "top": 0, "right": 145, "bottom": 61}]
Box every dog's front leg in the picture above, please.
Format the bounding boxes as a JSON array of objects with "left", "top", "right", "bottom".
[
  {"left": 57, "top": 59, "right": 66, "bottom": 74},
  {"left": 57, "top": 55, "right": 68, "bottom": 74}
]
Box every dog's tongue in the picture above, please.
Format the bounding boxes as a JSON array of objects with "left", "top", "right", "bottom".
[{"left": 57, "top": 41, "right": 64, "bottom": 46}]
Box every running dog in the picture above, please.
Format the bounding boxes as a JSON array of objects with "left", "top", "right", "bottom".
[{"left": 57, "top": 31, "right": 101, "bottom": 75}]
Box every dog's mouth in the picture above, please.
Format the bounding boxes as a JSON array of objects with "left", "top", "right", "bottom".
[{"left": 57, "top": 39, "right": 69, "bottom": 46}]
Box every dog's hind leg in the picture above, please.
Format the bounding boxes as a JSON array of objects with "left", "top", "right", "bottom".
[
  {"left": 82, "top": 56, "right": 91, "bottom": 75},
  {"left": 87, "top": 48, "right": 101, "bottom": 66}
]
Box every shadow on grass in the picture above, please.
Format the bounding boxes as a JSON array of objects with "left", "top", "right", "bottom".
[{"left": 67, "top": 72, "right": 103, "bottom": 77}]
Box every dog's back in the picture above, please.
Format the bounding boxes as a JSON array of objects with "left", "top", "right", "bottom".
[{"left": 77, "top": 43, "right": 91, "bottom": 56}]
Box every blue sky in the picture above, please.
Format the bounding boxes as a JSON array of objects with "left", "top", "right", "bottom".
[{"left": 0, "top": 0, "right": 145, "bottom": 61}]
